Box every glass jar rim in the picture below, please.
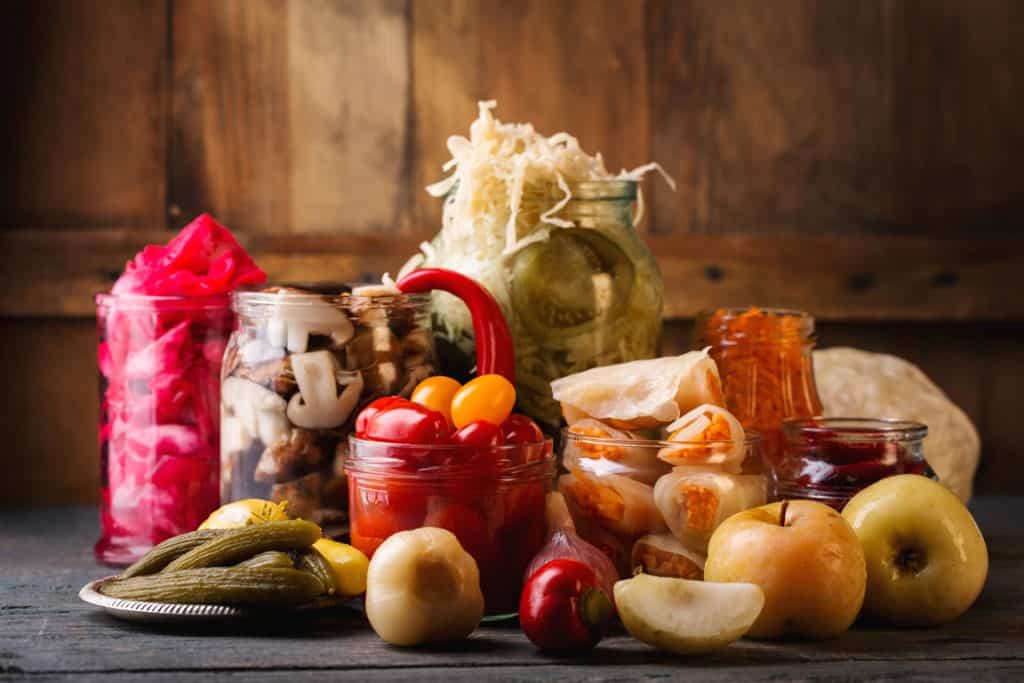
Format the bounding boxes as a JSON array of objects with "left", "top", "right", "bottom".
[
  {"left": 695, "top": 306, "right": 816, "bottom": 342},
  {"left": 95, "top": 292, "right": 232, "bottom": 311},
  {"left": 345, "top": 436, "right": 555, "bottom": 482},
  {"left": 562, "top": 426, "right": 762, "bottom": 449},
  {"left": 783, "top": 417, "right": 928, "bottom": 442},
  {"left": 519, "top": 179, "right": 638, "bottom": 201},
  {"left": 232, "top": 283, "right": 431, "bottom": 314}
]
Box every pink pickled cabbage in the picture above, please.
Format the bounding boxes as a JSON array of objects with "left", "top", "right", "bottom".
[{"left": 96, "top": 214, "right": 265, "bottom": 562}]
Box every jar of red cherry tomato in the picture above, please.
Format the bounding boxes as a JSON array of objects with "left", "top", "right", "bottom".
[
  {"left": 95, "top": 293, "right": 234, "bottom": 565},
  {"left": 346, "top": 436, "right": 555, "bottom": 614},
  {"left": 776, "top": 418, "right": 930, "bottom": 509}
]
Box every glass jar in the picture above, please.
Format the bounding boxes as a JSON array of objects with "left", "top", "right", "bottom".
[
  {"left": 346, "top": 437, "right": 555, "bottom": 614},
  {"left": 777, "top": 418, "right": 930, "bottom": 509},
  {"left": 559, "top": 428, "right": 766, "bottom": 575},
  {"left": 95, "top": 293, "right": 233, "bottom": 565},
  {"left": 694, "top": 307, "right": 824, "bottom": 470},
  {"left": 219, "top": 284, "right": 434, "bottom": 536},
  {"left": 427, "top": 180, "right": 663, "bottom": 427}
]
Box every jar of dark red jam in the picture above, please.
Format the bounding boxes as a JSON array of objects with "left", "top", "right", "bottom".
[
  {"left": 346, "top": 436, "right": 554, "bottom": 615},
  {"left": 776, "top": 418, "right": 930, "bottom": 509}
]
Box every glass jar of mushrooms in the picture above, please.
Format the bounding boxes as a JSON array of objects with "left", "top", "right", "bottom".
[{"left": 220, "top": 283, "right": 434, "bottom": 537}]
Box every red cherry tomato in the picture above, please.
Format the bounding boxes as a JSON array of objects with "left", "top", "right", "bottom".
[
  {"left": 450, "top": 374, "right": 516, "bottom": 429},
  {"left": 361, "top": 398, "right": 450, "bottom": 445},
  {"left": 424, "top": 500, "right": 496, "bottom": 571},
  {"left": 349, "top": 477, "right": 427, "bottom": 558},
  {"left": 410, "top": 376, "right": 462, "bottom": 426},
  {"left": 452, "top": 420, "right": 503, "bottom": 448},
  {"left": 500, "top": 414, "right": 544, "bottom": 444},
  {"left": 355, "top": 396, "right": 406, "bottom": 437}
]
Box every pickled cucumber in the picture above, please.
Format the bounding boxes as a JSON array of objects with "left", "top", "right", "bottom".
[
  {"left": 297, "top": 549, "right": 337, "bottom": 595},
  {"left": 101, "top": 568, "right": 325, "bottom": 605},
  {"left": 237, "top": 551, "right": 295, "bottom": 570},
  {"left": 164, "top": 520, "right": 322, "bottom": 572},
  {"left": 121, "top": 529, "right": 227, "bottom": 578}
]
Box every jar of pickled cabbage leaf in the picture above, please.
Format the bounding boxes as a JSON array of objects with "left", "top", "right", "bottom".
[{"left": 426, "top": 180, "right": 663, "bottom": 428}]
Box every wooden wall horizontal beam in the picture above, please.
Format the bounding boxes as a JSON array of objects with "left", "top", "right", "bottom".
[{"left": 1, "top": 228, "right": 1021, "bottom": 321}]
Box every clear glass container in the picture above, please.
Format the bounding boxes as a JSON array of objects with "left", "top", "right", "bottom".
[
  {"left": 559, "top": 428, "right": 765, "bottom": 575},
  {"left": 694, "top": 307, "right": 824, "bottom": 470},
  {"left": 95, "top": 293, "right": 234, "bottom": 565},
  {"left": 777, "top": 418, "right": 930, "bottom": 509},
  {"left": 429, "top": 180, "right": 664, "bottom": 427},
  {"left": 346, "top": 437, "right": 555, "bottom": 615},
  {"left": 219, "top": 284, "right": 434, "bottom": 536}
]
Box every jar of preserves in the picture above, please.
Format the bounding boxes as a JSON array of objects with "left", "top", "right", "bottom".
[
  {"left": 424, "top": 180, "right": 663, "bottom": 428},
  {"left": 346, "top": 437, "right": 555, "bottom": 615},
  {"left": 220, "top": 284, "right": 434, "bottom": 535},
  {"left": 95, "top": 293, "right": 234, "bottom": 565},
  {"left": 694, "top": 307, "right": 824, "bottom": 470},
  {"left": 778, "top": 418, "right": 930, "bottom": 509}
]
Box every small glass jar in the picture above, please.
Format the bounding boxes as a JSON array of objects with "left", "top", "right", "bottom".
[
  {"left": 559, "top": 428, "right": 766, "bottom": 575},
  {"left": 694, "top": 307, "right": 824, "bottom": 470},
  {"left": 95, "top": 293, "right": 234, "bottom": 565},
  {"left": 220, "top": 285, "right": 434, "bottom": 535},
  {"left": 777, "top": 418, "right": 930, "bottom": 509},
  {"left": 428, "top": 180, "right": 663, "bottom": 427},
  {"left": 346, "top": 437, "right": 555, "bottom": 615}
]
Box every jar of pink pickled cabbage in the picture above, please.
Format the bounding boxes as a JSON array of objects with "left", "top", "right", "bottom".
[{"left": 95, "top": 293, "right": 235, "bottom": 565}]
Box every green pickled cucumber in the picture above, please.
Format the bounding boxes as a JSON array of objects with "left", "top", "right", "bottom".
[
  {"left": 237, "top": 551, "right": 296, "bottom": 569},
  {"left": 121, "top": 529, "right": 227, "bottom": 578},
  {"left": 163, "top": 520, "right": 322, "bottom": 572},
  {"left": 100, "top": 568, "right": 325, "bottom": 605},
  {"left": 297, "top": 549, "right": 337, "bottom": 596}
]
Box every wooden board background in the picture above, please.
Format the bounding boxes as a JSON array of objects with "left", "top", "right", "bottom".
[{"left": 0, "top": 0, "right": 1022, "bottom": 503}]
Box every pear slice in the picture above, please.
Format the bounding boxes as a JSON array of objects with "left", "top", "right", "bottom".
[{"left": 614, "top": 573, "right": 764, "bottom": 655}]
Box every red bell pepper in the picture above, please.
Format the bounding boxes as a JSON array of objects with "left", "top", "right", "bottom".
[
  {"left": 396, "top": 268, "right": 515, "bottom": 383},
  {"left": 519, "top": 559, "right": 613, "bottom": 652}
]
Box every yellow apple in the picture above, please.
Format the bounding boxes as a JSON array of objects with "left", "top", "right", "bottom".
[
  {"left": 704, "top": 500, "right": 866, "bottom": 639},
  {"left": 842, "top": 474, "right": 988, "bottom": 626}
]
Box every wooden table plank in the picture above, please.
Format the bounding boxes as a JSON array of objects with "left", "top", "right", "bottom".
[{"left": 1, "top": 501, "right": 1021, "bottom": 681}]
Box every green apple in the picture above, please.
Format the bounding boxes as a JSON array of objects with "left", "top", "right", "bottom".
[
  {"left": 842, "top": 474, "right": 988, "bottom": 626},
  {"left": 704, "top": 500, "right": 866, "bottom": 640},
  {"left": 614, "top": 573, "right": 764, "bottom": 654}
]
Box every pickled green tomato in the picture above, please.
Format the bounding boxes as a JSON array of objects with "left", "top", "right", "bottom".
[{"left": 510, "top": 229, "right": 635, "bottom": 339}]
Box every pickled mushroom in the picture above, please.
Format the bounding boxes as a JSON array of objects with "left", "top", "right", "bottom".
[
  {"left": 286, "top": 351, "right": 363, "bottom": 430},
  {"left": 267, "top": 290, "right": 355, "bottom": 354}
]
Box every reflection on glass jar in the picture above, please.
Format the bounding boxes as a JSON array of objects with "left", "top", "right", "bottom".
[
  {"left": 220, "top": 285, "right": 434, "bottom": 536},
  {"left": 777, "top": 418, "right": 930, "bottom": 509},
  {"left": 427, "top": 180, "right": 663, "bottom": 428},
  {"left": 95, "top": 293, "right": 233, "bottom": 565},
  {"left": 694, "top": 307, "right": 824, "bottom": 470}
]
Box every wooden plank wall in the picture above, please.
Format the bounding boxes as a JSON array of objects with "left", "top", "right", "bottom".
[{"left": 1, "top": 0, "right": 1022, "bottom": 504}]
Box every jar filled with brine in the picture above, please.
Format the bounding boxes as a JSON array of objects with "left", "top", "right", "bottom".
[
  {"left": 694, "top": 307, "right": 823, "bottom": 470},
  {"left": 425, "top": 180, "right": 663, "bottom": 428},
  {"left": 220, "top": 284, "right": 434, "bottom": 536}
]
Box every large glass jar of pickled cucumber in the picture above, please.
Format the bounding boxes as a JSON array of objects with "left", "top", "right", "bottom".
[{"left": 426, "top": 180, "right": 663, "bottom": 428}]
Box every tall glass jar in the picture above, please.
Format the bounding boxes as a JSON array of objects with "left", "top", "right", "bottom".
[
  {"left": 426, "top": 180, "right": 663, "bottom": 428},
  {"left": 95, "top": 293, "right": 233, "bottom": 565},
  {"left": 220, "top": 284, "right": 434, "bottom": 536},
  {"left": 694, "top": 308, "right": 823, "bottom": 471}
]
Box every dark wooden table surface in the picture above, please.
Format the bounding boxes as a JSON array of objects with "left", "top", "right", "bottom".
[{"left": 2, "top": 501, "right": 1022, "bottom": 682}]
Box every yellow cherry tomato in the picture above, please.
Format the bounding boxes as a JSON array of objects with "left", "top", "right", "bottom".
[
  {"left": 199, "top": 499, "right": 289, "bottom": 530},
  {"left": 313, "top": 538, "right": 370, "bottom": 597},
  {"left": 450, "top": 374, "right": 516, "bottom": 429},
  {"left": 410, "top": 376, "right": 462, "bottom": 425}
]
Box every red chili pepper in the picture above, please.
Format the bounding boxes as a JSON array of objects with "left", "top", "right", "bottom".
[
  {"left": 360, "top": 398, "right": 450, "bottom": 445},
  {"left": 396, "top": 269, "right": 515, "bottom": 383},
  {"left": 519, "top": 559, "right": 612, "bottom": 652},
  {"left": 500, "top": 414, "right": 544, "bottom": 445}
]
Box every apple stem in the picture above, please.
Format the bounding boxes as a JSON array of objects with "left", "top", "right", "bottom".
[{"left": 779, "top": 500, "right": 790, "bottom": 527}]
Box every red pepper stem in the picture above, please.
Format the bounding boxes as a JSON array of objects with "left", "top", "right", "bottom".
[
  {"left": 396, "top": 268, "right": 516, "bottom": 383},
  {"left": 579, "top": 587, "right": 613, "bottom": 632}
]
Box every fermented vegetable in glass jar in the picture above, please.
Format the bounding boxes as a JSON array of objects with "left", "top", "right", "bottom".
[{"left": 404, "top": 101, "right": 672, "bottom": 427}]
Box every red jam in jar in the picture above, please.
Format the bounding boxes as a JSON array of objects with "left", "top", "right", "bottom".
[
  {"left": 345, "top": 437, "right": 554, "bottom": 615},
  {"left": 776, "top": 418, "right": 930, "bottom": 509}
]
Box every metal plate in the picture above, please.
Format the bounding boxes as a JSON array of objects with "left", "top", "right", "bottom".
[{"left": 79, "top": 575, "right": 347, "bottom": 623}]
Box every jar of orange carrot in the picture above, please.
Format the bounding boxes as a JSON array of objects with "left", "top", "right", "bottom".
[{"left": 694, "top": 307, "right": 823, "bottom": 472}]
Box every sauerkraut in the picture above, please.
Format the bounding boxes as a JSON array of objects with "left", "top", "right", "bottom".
[{"left": 404, "top": 101, "right": 673, "bottom": 425}]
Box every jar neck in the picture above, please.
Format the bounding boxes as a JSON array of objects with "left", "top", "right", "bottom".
[
  {"left": 232, "top": 287, "right": 430, "bottom": 321},
  {"left": 696, "top": 307, "right": 817, "bottom": 349}
]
